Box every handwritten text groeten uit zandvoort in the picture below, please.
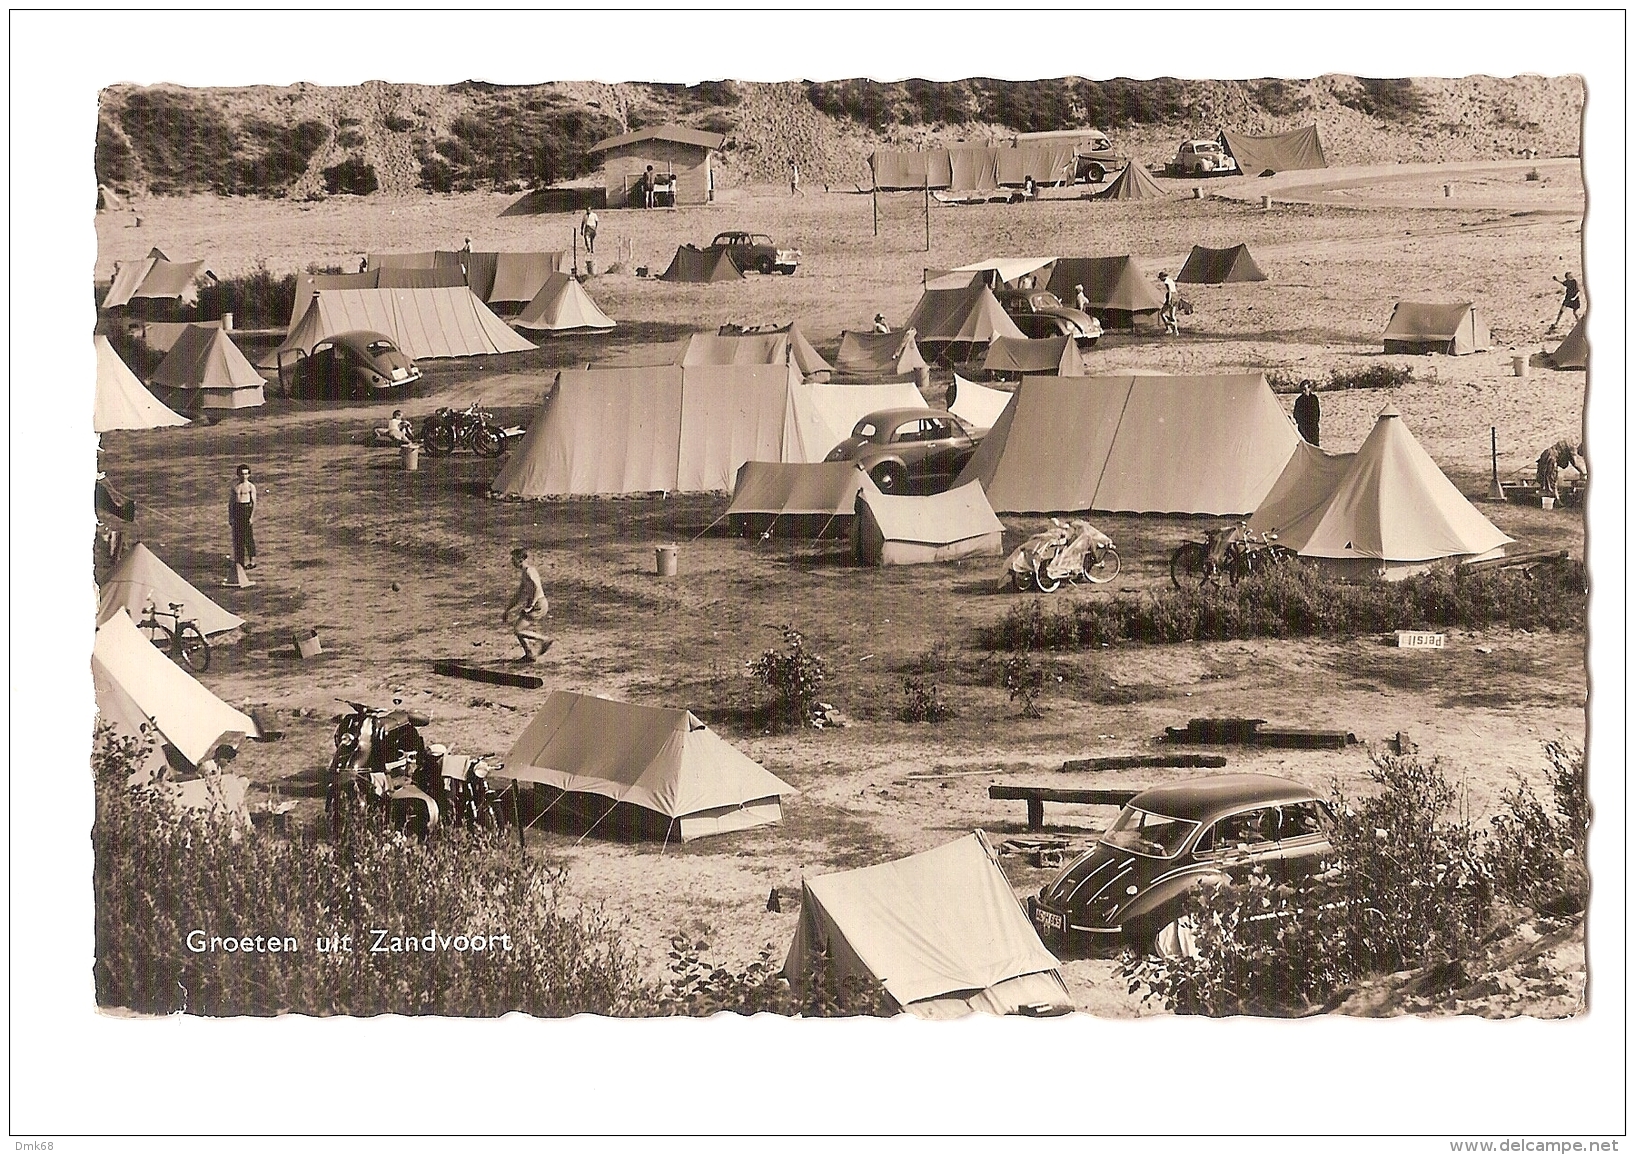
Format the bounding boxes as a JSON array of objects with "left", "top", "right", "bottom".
[{"left": 185, "top": 930, "right": 515, "bottom": 954}]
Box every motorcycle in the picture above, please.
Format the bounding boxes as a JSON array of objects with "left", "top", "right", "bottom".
[
  {"left": 419, "top": 401, "right": 507, "bottom": 459},
  {"left": 1000, "top": 518, "right": 1121, "bottom": 592},
  {"left": 1169, "top": 523, "right": 1290, "bottom": 589},
  {"left": 325, "top": 701, "right": 441, "bottom": 836},
  {"left": 431, "top": 747, "right": 505, "bottom": 831}
]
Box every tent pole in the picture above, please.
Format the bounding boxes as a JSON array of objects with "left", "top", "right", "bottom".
[
  {"left": 872, "top": 187, "right": 878, "bottom": 237},
  {"left": 924, "top": 184, "right": 931, "bottom": 252},
  {"left": 572, "top": 227, "right": 578, "bottom": 277},
  {"left": 513, "top": 782, "right": 525, "bottom": 851}
]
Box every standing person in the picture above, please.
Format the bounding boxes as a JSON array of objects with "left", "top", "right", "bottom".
[
  {"left": 643, "top": 166, "right": 657, "bottom": 209},
  {"left": 1073, "top": 283, "right": 1089, "bottom": 313},
  {"left": 228, "top": 464, "right": 258, "bottom": 570},
  {"left": 1549, "top": 270, "right": 1582, "bottom": 331},
  {"left": 1158, "top": 271, "right": 1180, "bottom": 335},
  {"left": 1293, "top": 381, "right": 1321, "bottom": 446},
  {"left": 872, "top": 312, "right": 891, "bottom": 334},
  {"left": 580, "top": 208, "right": 599, "bottom": 255},
  {"left": 502, "top": 548, "right": 551, "bottom": 662},
  {"left": 789, "top": 159, "right": 803, "bottom": 196}
]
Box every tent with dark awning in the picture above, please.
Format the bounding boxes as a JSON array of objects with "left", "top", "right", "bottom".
[
  {"left": 1046, "top": 256, "right": 1164, "bottom": 329},
  {"left": 1177, "top": 244, "right": 1268, "bottom": 284},
  {"left": 1219, "top": 124, "right": 1328, "bottom": 175}
]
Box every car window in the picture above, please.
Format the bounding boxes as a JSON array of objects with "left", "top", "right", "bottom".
[
  {"left": 1101, "top": 807, "right": 1200, "bottom": 859},
  {"left": 365, "top": 341, "right": 397, "bottom": 356},
  {"left": 1214, "top": 807, "right": 1281, "bottom": 850},
  {"left": 853, "top": 420, "right": 878, "bottom": 439},
  {"left": 892, "top": 420, "right": 925, "bottom": 443},
  {"left": 923, "top": 417, "right": 953, "bottom": 439},
  {"left": 1280, "top": 801, "right": 1328, "bottom": 841}
]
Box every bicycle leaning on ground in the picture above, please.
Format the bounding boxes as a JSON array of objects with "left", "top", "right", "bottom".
[
  {"left": 1169, "top": 523, "right": 1292, "bottom": 589},
  {"left": 137, "top": 599, "right": 211, "bottom": 672}
]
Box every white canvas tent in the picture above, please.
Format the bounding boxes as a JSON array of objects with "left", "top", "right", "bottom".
[
  {"left": 513, "top": 273, "right": 616, "bottom": 333},
  {"left": 97, "top": 543, "right": 244, "bottom": 637},
  {"left": 726, "top": 460, "right": 867, "bottom": 538},
  {"left": 947, "top": 375, "right": 1014, "bottom": 431},
  {"left": 273, "top": 287, "right": 535, "bottom": 362},
  {"left": 102, "top": 248, "right": 213, "bottom": 309},
  {"left": 502, "top": 691, "right": 797, "bottom": 841},
  {"left": 923, "top": 256, "right": 1057, "bottom": 291},
  {"left": 784, "top": 833, "right": 1070, "bottom": 1019},
  {"left": 853, "top": 479, "right": 1005, "bottom": 566},
  {"left": 147, "top": 326, "right": 266, "bottom": 411},
  {"left": 94, "top": 336, "right": 190, "bottom": 432}
]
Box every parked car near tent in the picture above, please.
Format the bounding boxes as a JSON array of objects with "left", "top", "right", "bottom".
[
  {"left": 282, "top": 330, "right": 421, "bottom": 399},
  {"left": 710, "top": 231, "right": 800, "bottom": 275},
  {"left": 825, "top": 407, "right": 982, "bottom": 494},
  {"left": 1170, "top": 139, "right": 1238, "bottom": 176},
  {"left": 994, "top": 288, "right": 1102, "bottom": 346}
]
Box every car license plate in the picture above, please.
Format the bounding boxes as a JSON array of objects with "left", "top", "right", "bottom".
[
  {"left": 1036, "top": 908, "right": 1064, "bottom": 934},
  {"left": 393, "top": 368, "right": 408, "bottom": 381}
]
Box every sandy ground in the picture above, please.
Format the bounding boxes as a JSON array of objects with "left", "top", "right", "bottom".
[{"left": 95, "top": 161, "right": 1588, "bottom": 1015}]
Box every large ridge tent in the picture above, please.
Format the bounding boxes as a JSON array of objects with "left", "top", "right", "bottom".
[
  {"left": 487, "top": 252, "right": 570, "bottom": 305},
  {"left": 1250, "top": 403, "right": 1511, "bottom": 580},
  {"left": 924, "top": 257, "right": 1056, "bottom": 292},
  {"left": 869, "top": 145, "right": 1075, "bottom": 191},
  {"left": 958, "top": 373, "right": 1301, "bottom": 514},
  {"left": 834, "top": 329, "right": 929, "bottom": 377},
  {"left": 1091, "top": 164, "right": 1169, "bottom": 200},
  {"left": 1177, "top": 244, "right": 1268, "bottom": 284},
  {"left": 715, "top": 325, "right": 833, "bottom": 377},
  {"left": 1548, "top": 316, "right": 1587, "bottom": 369},
  {"left": 102, "top": 249, "right": 213, "bottom": 309},
  {"left": 852, "top": 479, "right": 1005, "bottom": 566},
  {"left": 502, "top": 691, "right": 796, "bottom": 840},
  {"left": 490, "top": 367, "right": 924, "bottom": 497},
  {"left": 947, "top": 375, "right": 1014, "bottom": 431},
  {"left": 726, "top": 460, "right": 867, "bottom": 539},
  {"left": 97, "top": 543, "right": 244, "bottom": 637},
  {"left": 784, "top": 833, "right": 1070, "bottom": 1019},
  {"left": 1381, "top": 301, "right": 1490, "bottom": 356},
  {"left": 377, "top": 266, "right": 467, "bottom": 291},
  {"left": 92, "top": 609, "right": 260, "bottom": 768},
  {"left": 288, "top": 272, "right": 379, "bottom": 329},
  {"left": 273, "top": 287, "right": 535, "bottom": 362},
  {"left": 1046, "top": 256, "right": 1164, "bottom": 329},
  {"left": 94, "top": 336, "right": 189, "bottom": 432},
  {"left": 148, "top": 325, "right": 266, "bottom": 411},
  {"left": 659, "top": 244, "right": 743, "bottom": 283},
  {"left": 903, "top": 282, "right": 1025, "bottom": 355},
  {"left": 1219, "top": 124, "right": 1328, "bottom": 175},
  {"left": 514, "top": 272, "right": 616, "bottom": 333},
  {"left": 983, "top": 335, "right": 1086, "bottom": 377}
]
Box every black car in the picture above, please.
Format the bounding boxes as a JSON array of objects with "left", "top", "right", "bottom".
[
  {"left": 710, "top": 232, "right": 800, "bottom": 275},
  {"left": 280, "top": 330, "right": 421, "bottom": 399},
  {"left": 825, "top": 407, "right": 981, "bottom": 494},
  {"left": 994, "top": 289, "right": 1102, "bottom": 346}
]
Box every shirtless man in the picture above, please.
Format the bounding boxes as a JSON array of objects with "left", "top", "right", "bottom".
[{"left": 502, "top": 548, "right": 551, "bottom": 661}]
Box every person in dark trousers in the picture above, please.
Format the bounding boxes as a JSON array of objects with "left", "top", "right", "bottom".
[
  {"left": 1550, "top": 271, "right": 1582, "bottom": 331},
  {"left": 228, "top": 464, "right": 258, "bottom": 569},
  {"left": 789, "top": 159, "right": 803, "bottom": 196},
  {"left": 1293, "top": 381, "right": 1321, "bottom": 446},
  {"left": 580, "top": 209, "right": 598, "bottom": 254}
]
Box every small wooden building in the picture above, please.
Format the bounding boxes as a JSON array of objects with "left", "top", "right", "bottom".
[{"left": 588, "top": 126, "right": 726, "bottom": 209}]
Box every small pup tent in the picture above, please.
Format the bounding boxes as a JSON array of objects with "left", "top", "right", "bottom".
[
  {"left": 903, "top": 281, "right": 1025, "bottom": 357},
  {"left": 659, "top": 244, "right": 743, "bottom": 283},
  {"left": 148, "top": 325, "right": 266, "bottom": 411},
  {"left": 94, "top": 336, "right": 190, "bottom": 432},
  {"left": 982, "top": 335, "right": 1086, "bottom": 377},
  {"left": 834, "top": 329, "right": 929, "bottom": 376},
  {"left": 1177, "top": 244, "right": 1268, "bottom": 284},
  {"left": 513, "top": 272, "right": 616, "bottom": 333},
  {"left": 1091, "top": 164, "right": 1169, "bottom": 200},
  {"left": 784, "top": 833, "right": 1071, "bottom": 1019},
  {"left": 92, "top": 609, "right": 259, "bottom": 768},
  {"left": 274, "top": 287, "right": 535, "bottom": 362},
  {"left": 97, "top": 543, "right": 245, "bottom": 637},
  {"left": 501, "top": 691, "right": 797, "bottom": 841},
  {"left": 947, "top": 375, "right": 1014, "bottom": 431},
  {"left": 852, "top": 479, "right": 1005, "bottom": 566},
  {"left": 726, "top": 460, "right": 867, "bottom": 538},
  {"left": 102, "top": 248, "right": 214, "bottom": 309},
  {"left": 1548, "top": 316, "right": 1587, "bottom": 369},
  {"left": 1219, "top": 124, "right": 1328, "bottom": 175},
  {"left": 1381, "top": 302, "right": 1490, "bottom": 356},
  {"left": 958, "top": 373, "right": 1300, "bottom": 515},
  {"left": 1046, "top": 256, "right": 1164, "bottom": 329}
]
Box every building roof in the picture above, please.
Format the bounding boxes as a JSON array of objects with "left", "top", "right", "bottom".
[{"left": 588, "top": 125, "right": 727, "bottom": 154}]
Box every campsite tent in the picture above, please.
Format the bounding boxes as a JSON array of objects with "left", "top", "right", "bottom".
[
  {"left": 983, "top": 335, "right": 1086, "bottom": 377},
  {"left": 659, "top": 244, "right": 743, "bottom": 283},
  {"left": 486, "top": 252, "right": 570, "bottom": 305},
  {"left": 958, "top": 373, "right": 1301, "bottom": 514},
  {"left": 102, "top": 249, "right": 213, "bottom": 309},
  {"left": 1381, "top": 302, "right": 1490, "bottom": 355},
  {"left": 1548, "top": 316, "right": 1588, "bottom": 369},
  {"left": 853, "top": 479, "right": 1005, "bottom": 566},
  {"left": 1219, "top": 125, "right": 1328, "bottom": 175},
  {"left": 947, "top": 375, "right": 1014, "bottom": 431},
  {"left": 784, "top": 833, "right": 1070, "bottom": 1019},
  {"left": 1177, "top": 244, "right": 1268, "bottom": 284},
  {"left": 923, "top": 257, "right": 1057, "bottom": 292},
  {"left": 1250, "top": 403, "right": 1511, "bottom": 579},
  {"left": 514, "top": 272, "right": 616, "bottom": 333},
  {"left": 834, "top": 329, "right": 929, "bottom": 377},
  {"left": 97, "top": 184, "right": 127, "bottom": 212},
  {"left": 502, "top": 691, "right": 796, "bottom": 840},
  {"left": 1091, "top": 164, "right": 1169, "bottom": 200},
  {"left": 288, "top": 272, "right": 379, "bottom": 329},
  {"left": 903, "top": 281, "right": 1025, "bottom": 356},
  {"left": 97, "top": 543, "right": 244, "bottom": 637},
  {"left": 148, "top": 326, "right": 266, "bottom": 411},
  {"left": 92, "top": 609, "right": 259, "bottom": 768},
  {"left": 94, "top": 336, "right": 190, "bottom": 432},
  {"left": 273, "top": 287, "right": 535, "bottom": 362},
  {"left": 1046, "top": 256, "right": 1164, "bottom": 328},
  {"left": 130, "top": 319, "right": 225, "bottom": 356},
  {"left": 684, "top": 330, "right": 829, "bottom": 373},
  {"left": 716, "top": 325, "right": 833, "bottom": 377},
  {"left": 726, "top": 460, "right": 867, "bottom": 538},
  {"left": 490, "top": 367, "right": 925, "bottom": 497}
]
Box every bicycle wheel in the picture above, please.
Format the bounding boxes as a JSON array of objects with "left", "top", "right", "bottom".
[
  {"left": 176, "top": 623, "right": 211, "bottom": 673},
  {"left": 1086, "top": 545, "right": 1121, "bottom": 583},
  {"left": 1169, "top": 542, "right": 1208, "bottom": 589},
  {"left": 1033, "top": 559, "right": 1062, "bottom": 593},
  {"left": 139, "top": 619, "right": 175, "bottom": 652}
]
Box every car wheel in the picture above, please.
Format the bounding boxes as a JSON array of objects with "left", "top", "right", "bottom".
[
  {"left": 1087, "top": 164, "right": 1105, "bottom": 183},
  {"left": 756, "top": 256, "right": 775, "bottom": 275},
  {"left": 871, "top": 462, "right": 908, "bottom": 494}
]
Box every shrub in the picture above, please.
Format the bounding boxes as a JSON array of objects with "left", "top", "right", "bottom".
[
  {"left": 337, "top": 128, "right": 365, "bottom": 149},
  {"left": 697, "top": 112, "right": 736, "bottom": 138},
  {"left": 194, "top": 265, "right": 299, "bottom": 330},
  {"left": 1342, "top": 78, "right": 1425, "bottom": 123},
  {"left": 231, "top": 118, "right": 329, "bottom": 194},
  {"left": 323, "top": 156, "right": 378, "bottom": 196},
  {"left": 1001, "top": 654, "right": 1046, "bottom": 718},
  {"left": 1254, "top": 79, "right": 1311, "bottom": 117},
  {"left": 1328, "top": 363, "right": 1414, "bottom": 391},
  {"left": 117, "top": 88, "right": 238, "bottom": 194},
  {"left": 899, "top": 677, "right": 956, "bottom": 723},
  {"left": 745, "top": 626, "right": 828, "bottom": 730},
  {"left": 658, "top": 937, "right": 891, "bottom": 1017},
  {"left": 1488, "top": 742, "right": 1589, "bottom": 912},
  {"left": 384, "top": 112, "right": 415, "bottom": 133},
  {"left": 95, "top": 116, "right": 137, "bottom": 188}
]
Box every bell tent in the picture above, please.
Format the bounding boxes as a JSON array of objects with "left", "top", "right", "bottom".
[
  {"left": 97, "top": 543, "right": 245, "bottom": 637},
  {"left": 1046, "top": 256, "right": 1164, "bottom": 329},
  {"left": 513, "top": 272, "right": 616, "bottom": 333},
  {"left": 1219, "top": 125, "right": 1328, "bottom": 175},
  {"left": 834, "top": 329, "right": 929, "bottom": 377},
  {"left": 148, "top": 325, "right": 266, "bottom": 411},
  {"left": 94, "top": 336, "right": 190, "bottom": 432},
  {"left": 982, "top": 335, "right": 1086, "bottom": 376},
  {"left": 1381, "top": 302, "right": 1490, "bottom": 355},
  {"left": 947, "top": 375, "right": 1014, "bottom": 431},
  {"left": 852, "top": 479, "right": 1005, "bottom": 566},
  {"left": 1177, "top": 244, "right": 1268, "bottom": 284},
  {"left": 726, "top": 460, "right": 867, "bottom": 539},
  {"left": 958, "top": 373, "right": 1300, "bottom": 514},
  {"left": 501, "top": 691, "right": 797, "bottom": 840},
  {"left": 659, "top": 244, "right": 743, "bottom": 283},
  {"left": 273, "top": 287, "right": 535, "bottom": 362},
  {"left": 1249, "top": 403, "right": 1511, "bottom": 580},
  {"left": 1091, "top": 164, "right": 1169, "bottom": 200},
  {"left": 1548, "top": 316, "right": 1587, "bottom": 369},
  {"left": 784, "top": 833, "right": 1070, "bottom": 1019}
]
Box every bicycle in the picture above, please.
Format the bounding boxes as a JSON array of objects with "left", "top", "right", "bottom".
[
  {"left": 137, "top": 600, "right": 211, "bottom": 672},
  {"left": 1170, "top": 524, "right": 1289, "bottom": 590}
]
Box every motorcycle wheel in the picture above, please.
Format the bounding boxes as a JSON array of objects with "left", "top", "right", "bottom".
[
  {"left": 1169, "top": 542, "right": 1210, "bottom": 589},
  {"left": 421, "top": 421, "right": 456, "bottom": 457},
  {"left": 471, "top": 423, "right": 505, "bottom": 458},
  {"left": 1086, "top": 545, "right": 1121, "bottom": 584},
  {"left": 1033, "top": 559, "right": 1062, "bottom": 593},
  {"left": 1011, "top": 569, "right": 1035, "bottom": 592}
]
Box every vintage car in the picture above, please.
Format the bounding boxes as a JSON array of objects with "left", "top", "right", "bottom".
[
  {"left": 994, "top": 288, "right": 1102, "bottom": 346},
  {"left": 1071, "top": 129, "right": 1127, "bottom": 184},
  {"left": 1027, "top": 774, "right": 1335, "bottom": 952},
  {"left": 824, "top": 407, "right": 981, "bottom": 494},
  {"left": 1171, "top": 138, "right": 1239, "bottom": 176},
  {"left": 280, "top": 330, "right": 421, "bottom": 399},
  {"left": 710, "top": 231, "right": 801, "bottom": 275}
]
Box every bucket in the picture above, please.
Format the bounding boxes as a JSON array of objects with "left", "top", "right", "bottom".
[
  {"left": 654, "top": 544, "right": 679, "bottom": 577},
  {"left": 1193, "top": 186, "right": 1204, "bottom": 199},
  {"left": 1261, "top": 195, "right": 1272, "bottom": 210},
  {"left": 294, "top": 629, "right": 323, "bottom": 659},
  {"left": 222, "top": 311, "right": 234, "bottom": 331},
  {"left": 1541, "top": 495, "right": 1555, "bottom": 511},
  {"left": 1512, "top": 354, "right": 1529, "bottom": 378},
  {"left": 400, "top": 443, "right": 420, "bottom": 471},
  {"left": 584, "top": 258, "right": 596, "bottom": 277}
]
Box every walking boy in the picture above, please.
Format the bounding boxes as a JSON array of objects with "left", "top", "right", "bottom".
[
  {"left": 502, "top": 548, "right": 551, "bottom": 661},
  {"left": 1550, "top": 271, "right": 1582, "bottom": 331},
  {"left": 581, "top": 209, "right": 598, "bottom": 254}
]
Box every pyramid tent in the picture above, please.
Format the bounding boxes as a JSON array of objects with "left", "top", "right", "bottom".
[
  {"left": 904, "top": 281, "right": 1025, "bottom": 348},
  {"left": 1046, "top": 256, "right": 1164, "bottom": 328},
  {"left": 94, "top": 336, "right": 190, "bottom": 432},
  {"left": 502, "top": 691, "right": 797, "bottom": 840},
  {"left": 1091, "top": 164, "right": 1169, "bottom": 200},
  {"left": 853, "top": 479, "right": 1005, "bottom": 566},
  {"left": 1381, "top": 301, "right": 1490, "bottom": 355},
  {"left": 98, "top": 184, "right": 127, "bottom": 211},
  {"left": 784, "top": 833, "right": 1070, "bottom": 1019},
  {"left": 948, "top": 375, "right": 1014, "bottom": 430},
  {"left": 726, "top": 460, "right": 867, "bottom": 538},
  {"left": 487, "top": 252, "right": 570, "bottom": 304},
  {"left": 1249, "top": 403, "right": 1512, "bottom": 579},
  {"left": 659, "top": 244, "right": 743, "bottom": 283},
  {"left": 958, "top": 373, "right": 1301, "bottom": 514},
  {"left": 97, "top": 543, "right": 245, "bottom": 637},
  {"left": 132, "top": 319, "right": 225, "bottom": 356},
  {"left": 514, "top": 273, "right": 616, "bottom": 333},
  {"left": 1245, "top": 441, "right": 1358, "bottom": 550},
  {"left": 273, "top": 287, "right": 535, "bottom": 362},
  {"left": 835, "top": 329, "right": 929, "bottom": 376},
  {"left": 1548, "top": 316, "right": 1587, "bottom": 369},
  {"left": 983, "top": 335, "right": 1086, "bottom": 376},
  {"left": 148, "top": 326, "right": 266, "bottom": 411},
  {"left": 1177, "top": 244, "right": 1268, "bottom": 284},
  {"left": 1219, "top": 124, "right": 1328, "bottom": 175},
  {"left": 92, "top": 610, "right": 260, "bottom": 768},
  {"left": 715, "top": 325, "right": 833, "bottom": 377}
]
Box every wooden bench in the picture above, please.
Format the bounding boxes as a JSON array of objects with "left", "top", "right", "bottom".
[{"left": 989, "top": 785, "right": 1140, "bottom": 831}]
